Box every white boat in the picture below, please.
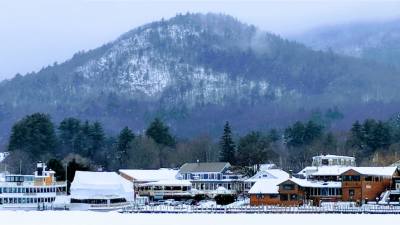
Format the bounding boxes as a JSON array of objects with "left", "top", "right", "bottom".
[{"left": 0, "top": 162, "right": 67, "bottom": 210}]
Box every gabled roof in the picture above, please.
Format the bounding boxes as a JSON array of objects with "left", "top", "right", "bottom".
[
  {"left": 246, "top": 169, "right": 289, "bottom": 182},
  {"left": 119, "top": 169, "right": 178, "bottom": 182},
  {"left": 179, "top": 162, "right": 230, "bottom": 173},
  {"left": 342, "top": 167, "right": 398, "bottom": 176},
  {"left": 249, "top": 178, "right": 288, "bottom": 194},
  {"left": 280, "top": 177, "right": 341, "bottom": 188}
]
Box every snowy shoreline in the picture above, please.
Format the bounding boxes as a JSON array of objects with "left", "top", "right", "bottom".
[{"left": 0, "top": 211, "right": 398, "bottom": 225}]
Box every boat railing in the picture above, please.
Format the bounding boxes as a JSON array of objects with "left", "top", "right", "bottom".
[{"left": 0, "top": 181, "right": 67, "bottom": 187}]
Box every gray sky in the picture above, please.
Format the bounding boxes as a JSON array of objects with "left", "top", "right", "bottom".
[{"left": 0, "top": 0, "right": 399, "bottom": 80}]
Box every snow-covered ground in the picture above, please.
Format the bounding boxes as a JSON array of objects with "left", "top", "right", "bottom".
[{"left": 0, "top": 211, "right": 398, "bottom": 225}]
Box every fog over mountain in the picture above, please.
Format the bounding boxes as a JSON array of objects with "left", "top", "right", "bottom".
[
  {"left": 294, "top": 18, "right": 400, "bottom": 68},
  {"left": 0, "top": 13, "right": 399, "bottom": 146}
]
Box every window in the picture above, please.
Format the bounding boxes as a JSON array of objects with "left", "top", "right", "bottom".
[
  {"left": 290, "top": 194, "right": 298, "bottom": 200},
  {"left": 343, "top": 175, "right": 360, "bottom": 182},
  {"left": 269, "top": 194, "right": 279, "bottom": 199},
  {"left": 365, "top": 176, "right": 373, "bottom": 181},
  {"left": 282, "top": 184, "right": 295, "bottom": 190},
  {"left": 280, "top": 194, "right": 289, "bottom": 201},
  {"left": 321, "top": 188, "right": 328, "bottom": 196},
  {"left": 110, "top": 198, "right": 126, "bottom": 204},
  {"left": 349, "top": 189, "right": 355, "bottom": 197}
]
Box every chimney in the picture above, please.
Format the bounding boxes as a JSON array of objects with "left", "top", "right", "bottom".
[{"left": 289, "top": 170, "right": 293, "bottom": 178}]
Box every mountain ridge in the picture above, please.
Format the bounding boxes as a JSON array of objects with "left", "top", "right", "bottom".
[{"left": 0, "top": 13, "right": 399, "bottom": 145}]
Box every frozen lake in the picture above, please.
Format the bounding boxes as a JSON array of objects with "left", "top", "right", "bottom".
[{"left": 0, "top": 211, "right": 398, "bottom": 225}]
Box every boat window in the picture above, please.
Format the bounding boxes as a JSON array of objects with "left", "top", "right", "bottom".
[{"left": 110, "top": 198, "right": 126, "bottom": 203}]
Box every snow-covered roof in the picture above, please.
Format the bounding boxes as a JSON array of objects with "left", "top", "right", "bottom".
[
  {"left": 348, "top": 167, "right": 398, "bottom": 176},
  {"left": 179, "top": 162, "right": 229, "bottom": 173},
  {"left": 298, "top": 166, "right": 398, "bottom": 177},
  {"left": 119, "top": 169, "right": 178, "bottom": 182},
  {"left": 298, "top": 166, "right": 352, "bottom": 176},
  {"left": 246, "top": 169, "right": 289, "bottom": 182},
  {"left": 248, "top": 169, "right": 290, "bottom": 194},
  {"left": 283, "top": 177, "right": 341, "bottom": 188},
  {"left": 138, "top": 179, "right": 191, "bottom": 187},
  {"left": 248, "top": 178, "right": 286, "bottom": 194},
  {"left": 71, "top": 171, "right": 133, "bottom": 200}
]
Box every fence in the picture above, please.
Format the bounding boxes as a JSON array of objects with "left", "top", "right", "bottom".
[{"left": 121, "top": 204, "right": 400, "bottom": 214}]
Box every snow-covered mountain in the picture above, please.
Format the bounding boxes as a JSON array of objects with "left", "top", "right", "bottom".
[{"left": 0, "top": 13, "right": 399, "bottom": 141}]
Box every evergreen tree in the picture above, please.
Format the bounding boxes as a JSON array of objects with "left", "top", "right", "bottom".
[
  {"left": 8, "top": 113, "right": 57, "bottom": 161},
  {"left": 89, "top": 121, "right": 106, "bottom": 162},
  {"left": 58, "top": 117, "right": 81, "bottom": 155},
  {"left": 237, "top": 131, "right": 276, "bottom": 166},
  {"left": 268, "top": 129, "right": 280, "bottom": 142},
  {"left": 219, "top": 121, "right": 236, "bottom": 164},
  {"left": 349, "top": 120, "right": 363, "bottom": 149},
  {"left": 47, "top": 158, "right": 66, "bottom": 181},
  {"left": 77, "top": 120, "right": 92, "bottom": 157},
  {"left": 116, "top": 127, "right": 135, "bottom": 168},
  {"left": 304, "top": 120, "right": 323, "bottom": 145},
  {"left": 145, "top": 118, "right": 175, "bottom": 147},
  {"left": 323, "top": 132, "right": 338, "bottom": 154},
  {"left": 284, "top": 121, "right": 306, "bottom": 147}
]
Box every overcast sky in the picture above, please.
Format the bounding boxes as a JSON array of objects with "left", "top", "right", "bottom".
[{"left": 0, "top": 0, "right": 399, "bottom": 80}]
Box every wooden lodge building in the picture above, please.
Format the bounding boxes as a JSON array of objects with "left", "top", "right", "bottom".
[{"left": 250, "top": 155, "right": 400, "bottom": 206}]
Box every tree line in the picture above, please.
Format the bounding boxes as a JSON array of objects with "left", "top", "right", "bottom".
[{"left": 2, "top": 112, "right": 400, "bottom": 183}]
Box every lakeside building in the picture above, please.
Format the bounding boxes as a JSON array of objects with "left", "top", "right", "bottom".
[
  {"left": 250, "top": 155, "right": 400, "bottom": 206},
  {"left": 119, "top": 169, "right": 187, "bottom": 200},
  {"left": 244, "top": 164, "right": 284, "bottom": 192},
  {"left": 0, "top": 162, "right": 67, "bottom": 209},
  {"left": 69, "top": 171, "right": 133, "bottom": 211},
  {"left": 137, "top": 179, "right": 192, "bottom": 200},
  {"left": 245, "top": 168, "right": 289, "bottom": 190},
  {"left": 248, "top": 169, "right": 289, "bottom": 205},
  {"left": 178, "top": 162, "right": 245, "bottom": 196}
]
